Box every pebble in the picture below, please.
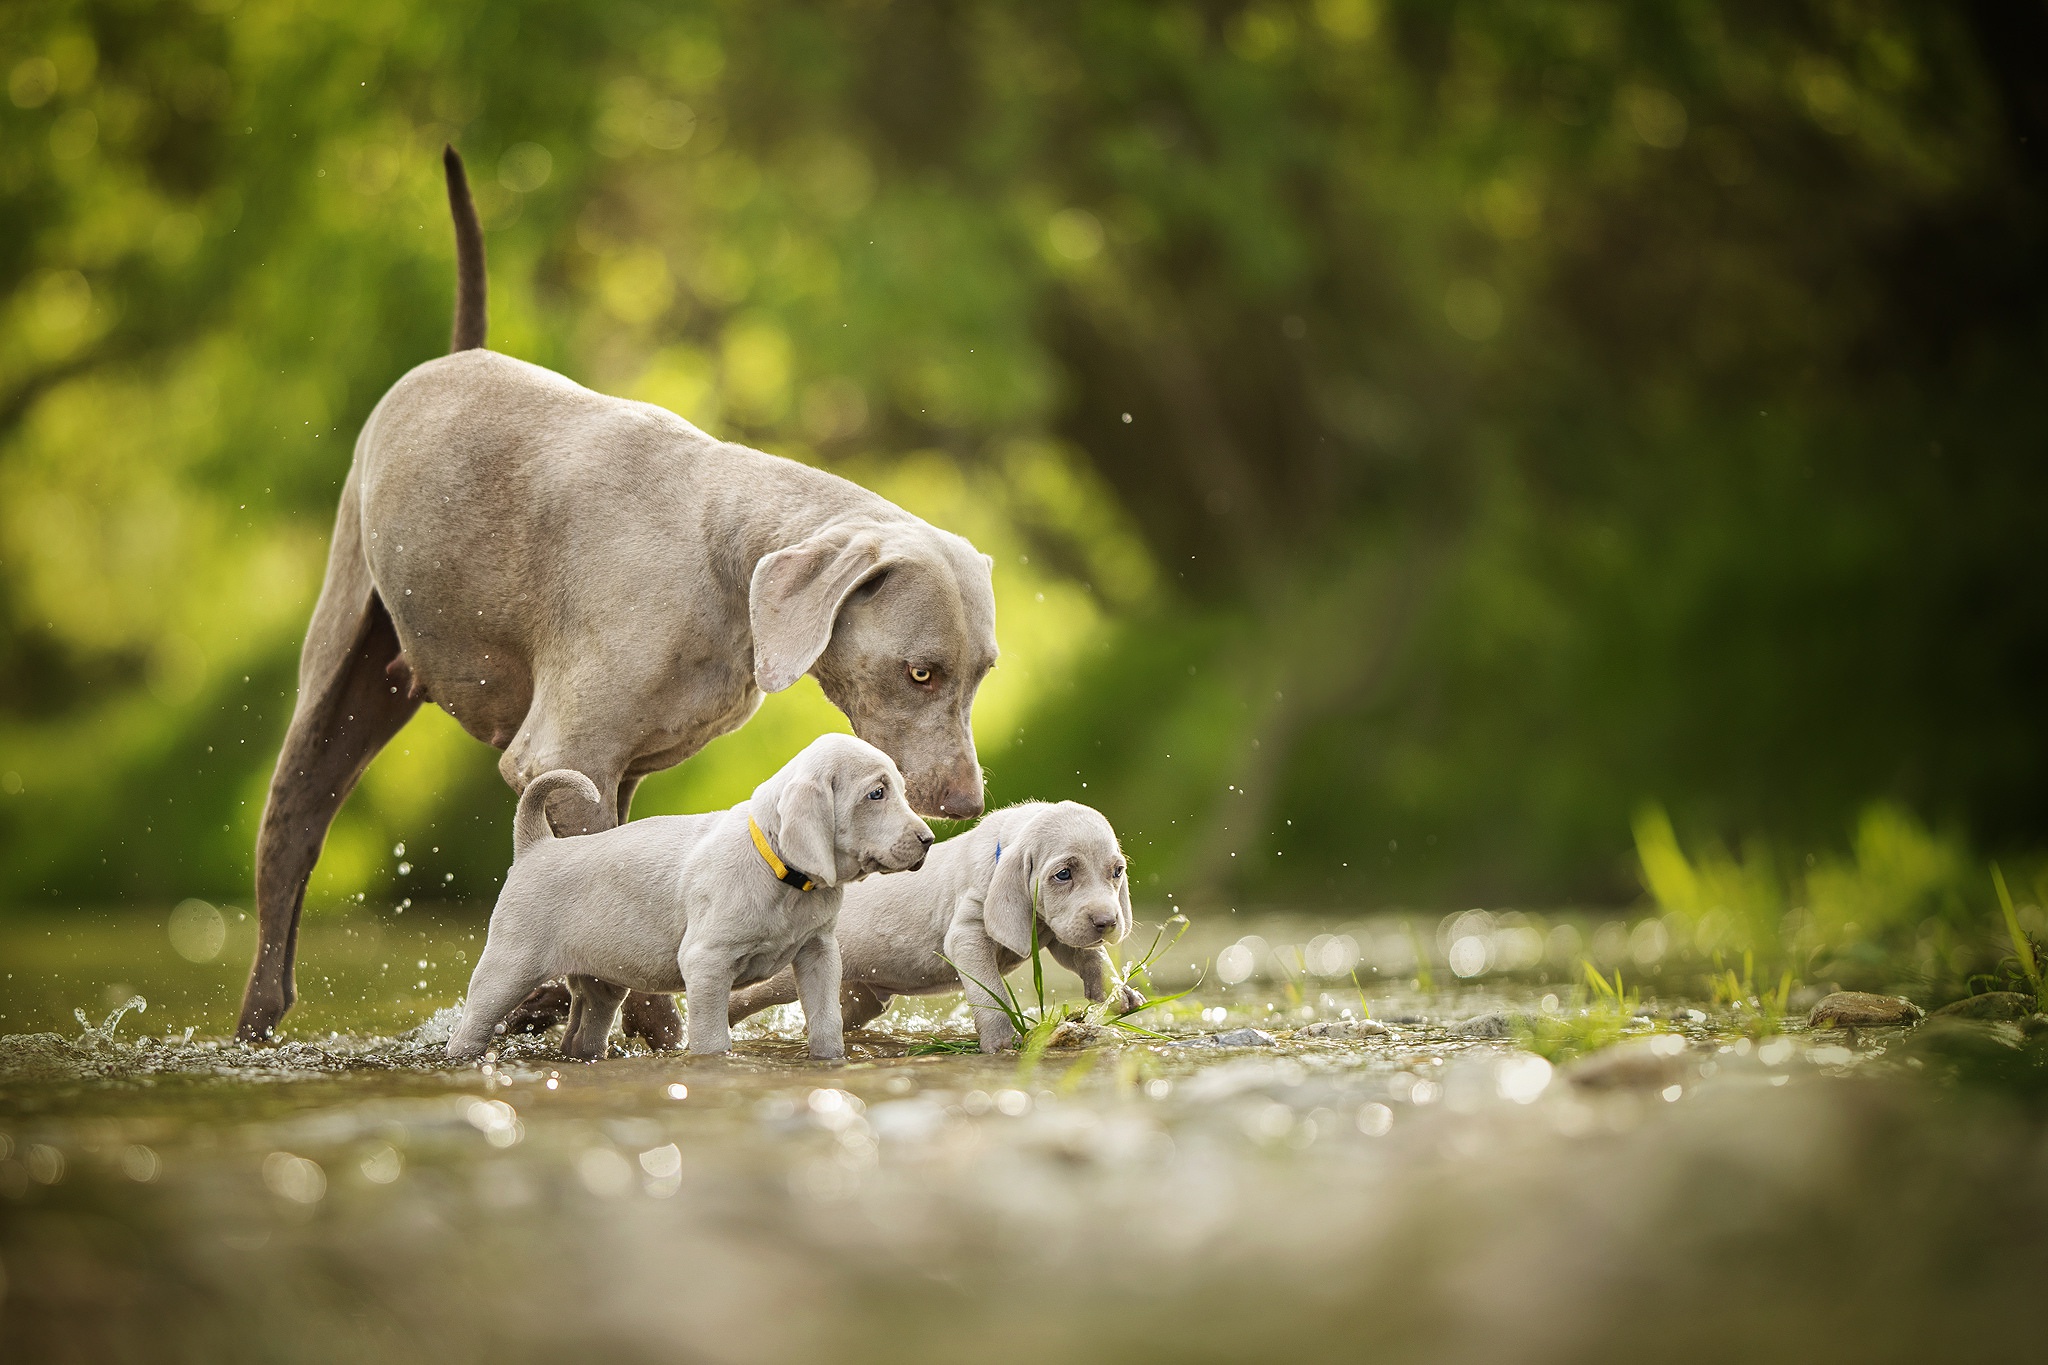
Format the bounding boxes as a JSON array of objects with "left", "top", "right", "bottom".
[
  {"left": 1930, "top": 992, "right": 2037, "bottom": 1022},
  {"left": 1177, "top": 1028, "right": 1277, "bottom": 1049},
  {"left": 1045, "top": 1021, "right": 1121, "bottom": 1049},
  {"left": 1449, "top": 1012, "right": 1519, "bottom": 1039},
  {"left": 1293, "top": 1019, "right": 1390, "bottom": 1040},
  {"left": 1807, "top": 992, "right": 1924, "bottom": 1029},
  {"left": 1564, "top": 1036, "right": 1694, "bottom": 1091}
]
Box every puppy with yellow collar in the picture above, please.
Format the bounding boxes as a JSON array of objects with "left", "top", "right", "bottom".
[{"left": 448, "top": 733, "right": 932, "bottom": 1062}]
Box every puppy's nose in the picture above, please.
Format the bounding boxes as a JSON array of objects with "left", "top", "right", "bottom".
[
  {"left": 1089, "top": 909, "right": 1119, "bottom": 933},
  {"left": 917, "top": 831, "right": 935, "bottom": 850}
]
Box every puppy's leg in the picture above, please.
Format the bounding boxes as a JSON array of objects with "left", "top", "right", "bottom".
[
  {"left": 942, "top": 927, "right": 1020, "bottom": 1053},
  {"left": 241, "top": 471, "right": 419, "bottom": 1041},
  {"left": 841, "top": 983, "right": 892, "bottom": 1030},
  {"left": 728, "top": 969, "right": 800, "bottom": 1026},
  {"left": 680, "top": 947, "right": 737, "bottom": 1056},
  {"left": 1049, "top": 940, "right": 1145, "bottom": 1014},
  {"left": 448, "top": 946, "right": 547, "bottom": 1062},
  {"left": 791, "top": 933, "right": 845, "bottom": 1061},
  {"left": 562, "top": 976, "right": 627, "bottom": 1061}
]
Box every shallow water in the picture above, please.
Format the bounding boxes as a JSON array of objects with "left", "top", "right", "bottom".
[{"left": 3, "top": 907, "right": 2045, "bottom": 1363}]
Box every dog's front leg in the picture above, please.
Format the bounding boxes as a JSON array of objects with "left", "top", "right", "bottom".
[
  {"left": 680, "top": 946, "right": 737, "bottom": 1055},
  {"left": 791, "top": 933, "right": 845, "bottom": 1061},
  {"left": 943, "top": 927, "right": 1018, "bottom": 1053},
  {"left": 1049, "top": 940, "right": 1145, "bottom": 1015}
]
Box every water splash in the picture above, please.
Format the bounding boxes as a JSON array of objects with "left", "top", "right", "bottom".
[{"left": 74, "top": 995, "right": 147, "bottom": 1045}]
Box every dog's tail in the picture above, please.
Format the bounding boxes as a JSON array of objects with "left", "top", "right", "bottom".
[
  {"left": 443, "top": 145, "right": 487, "bottom": 352},
  {"left": 514, "top": 770, "right": 603, "bottom": 858}
]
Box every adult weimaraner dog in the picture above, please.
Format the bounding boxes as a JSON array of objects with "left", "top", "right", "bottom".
[{"left": 237, "top": 148, "right": 996, "bottom": 1044}]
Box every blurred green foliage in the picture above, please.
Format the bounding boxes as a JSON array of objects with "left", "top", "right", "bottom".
[{"left": 2, "top": 1, "right": 2044, "bottom": 915}]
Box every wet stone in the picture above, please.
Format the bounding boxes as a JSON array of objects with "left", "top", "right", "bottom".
[
  {"left": 1449, "top": 1012, "right": 1521, "bottom": 1039},
  {"left": 1293, "top": 1019, "right": 1390, "bottom": 1040},
  {"left": 1930, "top": 992, "right": 2037, "bottom": 1022},
  {"left": 1046, "top": 1020, "right": 1120, "bottom": 1049},
  {"left": 1807, "top": 992, "right": 1924, "bottom": 1029},
  {"left": 1564, "top": 1036, "right": 1693, "bottom": 1091},
  {"left": 1177, "top": 1028, "right": 1278, "bottom": 1049}
]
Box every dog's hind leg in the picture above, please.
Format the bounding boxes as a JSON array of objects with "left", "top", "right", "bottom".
[
  {"left": 562, "top": 976, "right": 628, "bottom": 1061},
  {"left": 239, "top": 467, "right": 419, "bottom": 1041},
  {"left": 448, "top": 946, "right": 547, "bottom": 1063}
]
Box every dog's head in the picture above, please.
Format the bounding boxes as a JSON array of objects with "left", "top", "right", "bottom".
[
  {"left": 752, "top": 733, "right": 934, "bottom": 889},
  {"left": 749, "top": 518, "right": 996, "bottom": 821},
  {"left": 981, "top": 802, "right": 1131, "bottom": 956}
]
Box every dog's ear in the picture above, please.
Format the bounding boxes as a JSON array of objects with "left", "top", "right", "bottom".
[
  {"left": 774, "top": 777, "right": 839, "bottom": 888},
  {"left": 981, "top": 825, "right": 1039, "bottom": 957},
  {"left": 750, "top": 525, "right": 890, "bottom": 693},
  {"left": 1116, "top": 862, "right": 1134, "bottom": 940}
]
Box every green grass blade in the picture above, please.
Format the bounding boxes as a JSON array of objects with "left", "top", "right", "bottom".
[{"left": 1993, "top": 863, "right": 2043, "bottom": 1002}]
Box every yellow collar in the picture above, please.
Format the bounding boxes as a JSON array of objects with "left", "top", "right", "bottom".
[{"left": 748, "top": 815, "right": 816, "bottom": 892}]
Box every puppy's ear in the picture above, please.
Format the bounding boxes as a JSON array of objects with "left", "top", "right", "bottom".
[
  {"left": 774, "top": 778, "right": 839, "bottom": 888},
  {"left": 981, "top": 827, "right": 1039, "bottom": 957},
  {"left": 750, "top": 525, "right": 890, "bottom": 693},
  {"left": 1116, "top": 864, "right": 1134, "bottom": 940}
]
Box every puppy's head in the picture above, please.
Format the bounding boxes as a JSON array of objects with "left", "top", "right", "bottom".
[
  {"left": 747, "top": 519, "right": 997, "bottom": 821},
  {"left": 981, "top": 802, "right": 1130, "bottom": 956},
  {"left": 756, "top": 733, "right": 933, "bottom": 888}
]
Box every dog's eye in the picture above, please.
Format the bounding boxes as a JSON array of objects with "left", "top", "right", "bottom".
[
  {"left": 1111, "top": 865, "right": 1124, "bottom": 880},
  {"left": 907, "top": 665, "right": 933, "bottom": 685},
  {"left": 867, "top": 786, "right": 886, "bottom": 801},
  {"left": 1051, "top": 867, "right": 1072, "bottom": 882}
]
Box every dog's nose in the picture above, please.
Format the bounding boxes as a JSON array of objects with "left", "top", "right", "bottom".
[
  {"left": 917, "top": 831, "right": 935, "bottom": 850},
  {"left": 1089, "top": 909, "right": 1119, "bottom": 933}
]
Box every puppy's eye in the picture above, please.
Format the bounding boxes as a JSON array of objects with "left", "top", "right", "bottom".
[
  {"left": 1051, "top": 867, "right": 1072, "bottom": 882},
  {"left": 867, "top": 786, "right": 886, "bottom": 801},
  {"left": 907, "top": 665, "right": 934, "bottom": 685},
  {"left": 1111, "top": 865, "right": 1124, "bottom": 880}
]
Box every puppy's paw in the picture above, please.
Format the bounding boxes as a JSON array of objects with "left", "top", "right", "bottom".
[
  {"left": 1113, "top": 982, "right": 1146, "bottom": 1015},
  {"left": 808, "top": 1043, "right": 846, "bottom": 1062}
]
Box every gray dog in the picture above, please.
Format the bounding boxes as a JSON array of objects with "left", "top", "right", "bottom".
[
  {"left": 728, "top": 801, "right": 1142, "bottom": 1052},
  {"left": 448, "top": 733, "right": 932, "bottom": 1063},
  {"left": 240, "top": 149, "right": 997, "bottom": 1043}
]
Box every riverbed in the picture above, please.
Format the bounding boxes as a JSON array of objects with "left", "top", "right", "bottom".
[{"left": 2, "top": 906, "right": 2043, "bottom": 1363}]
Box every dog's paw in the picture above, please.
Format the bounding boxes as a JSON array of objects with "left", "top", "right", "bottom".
[
  {"left": 808, "top": 1044, "right": 846, "bottom": 1062},
  {"left": 1113, "top": 982, "right": 1146, "bottom": 1015}
]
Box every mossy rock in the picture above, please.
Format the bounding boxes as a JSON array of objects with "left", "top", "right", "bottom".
[
  {"left": 1931, "top": 992, "right": 2038, "bottom": 1022},
  {"left": 1808, "top": 991, "right": 1924, "bottom": 1029}
]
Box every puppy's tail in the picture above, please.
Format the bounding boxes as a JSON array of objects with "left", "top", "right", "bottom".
[
  {"left": 443, "top": 145, "right": 488, "bottom": 352},
  {"left": 514, "top": 770, "right": 603, "bottom": 858}
]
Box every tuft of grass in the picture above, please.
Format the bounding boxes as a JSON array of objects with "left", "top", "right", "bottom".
[
  {"left": 1705, "top": 949, "right": 1793, "bottom": 1036},
  {"left": 1993, "top": 864, "right": 2045, "bottom": 1010},
  {"left": 1405, "top": 920, "right": 1435, "bottom": 995},
  {"left": 1514, "top": 962, "right": 1641, "bottom": 1064},
  {"left": 907, "top": 1037, "right": 982, "bottom": 1056},
  {"left": 1115, "top": 914, "right": 1190, "bottom": 998}
]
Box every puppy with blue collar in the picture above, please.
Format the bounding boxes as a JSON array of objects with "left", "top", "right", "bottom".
[
  {"left": 728, "top": 800, "right": 1142, "bottom": 1052},
  {"left": 447, "top": 733, "right": 932, "bottom": 1063}
]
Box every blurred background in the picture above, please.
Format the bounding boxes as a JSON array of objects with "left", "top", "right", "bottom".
[{"left": 3, "top": 0, "right": 2045, "bottom": 944}]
